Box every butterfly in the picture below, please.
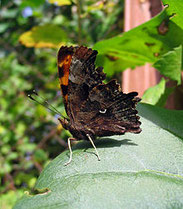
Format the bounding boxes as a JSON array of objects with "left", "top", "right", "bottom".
[{"left": 57, "top": 46, "right": 141, "bottom": 165}]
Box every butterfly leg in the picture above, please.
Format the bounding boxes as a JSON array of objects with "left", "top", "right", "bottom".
[
  {"left": 86, "top": 134, "right": 101, "bottom": 161},
  {"left": 64, "top": 137, "right": 76, "bottom": 166}
]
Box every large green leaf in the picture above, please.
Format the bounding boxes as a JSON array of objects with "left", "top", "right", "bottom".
[
  {"left": 13, "top": 104, "right": 183, "bottom": 209},
  {"left": 153, "top": 45, "right": 182, "bottom": 84},
  {"left": 142, "top": 78, "right": 166, "bottom": 105},
  {"left": 141, "top": 78, "right": 175, "bottom": 107},
  {"left": 138, "top": 103, "right": 183, "bottom": 139},
  {"left": 94, "top": 6, "right": 183, "bottom": 75},
  {"left": 162, "top": 0, "right": 183, "bottom": 29}
]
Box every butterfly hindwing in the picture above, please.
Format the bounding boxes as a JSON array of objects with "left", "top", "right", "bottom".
[{"left": 87, "top": 80, "right": 141, "bottom": 136}]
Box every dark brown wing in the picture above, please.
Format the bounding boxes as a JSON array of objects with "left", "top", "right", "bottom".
[
  {"left": 58, "top": 46, "right": 106, "bottom": 121},
  {"left": 57, "top": 46, "right": 141, "bottom": 138},
  {"left": 87, "top": 79, "right": 141, "bottom": 136}
]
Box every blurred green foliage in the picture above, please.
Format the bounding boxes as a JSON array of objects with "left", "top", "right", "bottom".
[{"left": 0, "top": 0, "right": 124, "bottom": 207}]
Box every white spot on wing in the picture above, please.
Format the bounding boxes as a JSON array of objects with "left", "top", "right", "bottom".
[{"left": 99, "top": 109, "right": 107, "bottom": 114}]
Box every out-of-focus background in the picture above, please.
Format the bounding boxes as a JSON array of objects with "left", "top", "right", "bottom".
[
  {"left": 0, "top": 1, "right": 126, "bottom": 207},
  {"left": 0, "top": 0, "right": 182, "bottom": 208}
]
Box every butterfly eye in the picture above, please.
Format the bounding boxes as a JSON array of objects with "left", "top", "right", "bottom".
[{"left": 99, "top": 109, "right": 107, "bottom": 114}]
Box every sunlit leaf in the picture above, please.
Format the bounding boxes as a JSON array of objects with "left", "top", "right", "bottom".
[
  {"left": 96, "top": 55, "right": 127, "bottom": 76},
  {"left": 87, "top": 1, "right": 104, "bottom": 12},
  {"left": 1, "top": 190, "right": 24, "bottom": 209},
  {"left": 48, "top": 0, "right": 71, "bottom": 6},
  {"left": 94, "top": 6, "right": 183, "bottom": 76},
  {"left": 142, "top": 77, "right": 175, "bottom": 107},
  {"left": 19, "top": 24, "right": 67, "bottom": 48},
  {"left": 156, "top": 86, "right": 175, "bottom": 107},
  {"left": 153, "top": 45, "right": 182, "bottom": 84},
  {"left": 162, "top": 0, "right": 183, "bottom": 29},
  {"left": 142, "top": 78, "right": 166, "bottom": 105},
  {"left": 21, "top": 0, "right": 45, "bottom": 8}
]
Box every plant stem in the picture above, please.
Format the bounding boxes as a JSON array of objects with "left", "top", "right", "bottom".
[{"left": 76, "top": 0, "right": 82, "bottom": 45}]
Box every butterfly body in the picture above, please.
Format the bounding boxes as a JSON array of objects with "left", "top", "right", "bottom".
[{"left": 57, "top": 46, "right": 141, "bottom": 142}]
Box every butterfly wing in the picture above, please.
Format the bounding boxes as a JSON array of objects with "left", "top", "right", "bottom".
[
  {"left": 57, "top": 46, "right": 74, "bottom": 112},
  {"left": 57, "top": 46, "right": 105, "bottom": 118},
  {"left": 87, "top": 79, "right": 141, "bottom": 136},
  {"left": 57, "top": 46, "right": 141, "bottom": 139}
]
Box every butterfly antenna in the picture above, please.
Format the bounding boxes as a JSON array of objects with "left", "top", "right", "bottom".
[{"left": 28, "top": 90, "right": 65, "bottom": 118}]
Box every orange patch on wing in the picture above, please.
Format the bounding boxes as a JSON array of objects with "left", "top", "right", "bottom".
[
  {"left": 63, "top": 94, "right": 68, "bottom": 103},
  {"left": 58, "top": 54, "right": 72, "bottom": 103}
]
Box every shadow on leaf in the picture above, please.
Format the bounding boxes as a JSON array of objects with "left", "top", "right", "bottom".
[{"left": 73, "top": 137, "right": 138, "bottom": 150}]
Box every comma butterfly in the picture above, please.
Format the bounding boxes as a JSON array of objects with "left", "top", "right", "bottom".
[{"left": 57, "top": 46, "right": 141, "bottom": 165}]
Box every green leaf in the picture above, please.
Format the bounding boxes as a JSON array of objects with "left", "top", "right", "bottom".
[
  {"left": 19, "top": 24, "right": 68, "bottom": 48},
  {"left": 141, "top": 78, "right": 174, "bottom": 107},
  {"left": 96, "top": 55, "right": 127, "bottom": 76},
  {"left": 162, "top": 0, "right": 183, "bottom": 29},
  {"left": 153, "top": 45, "right": 182, "bottom": 84},
  {"left": 94, "top": 7, "right": 183, "bottom": 74},
  {"left": 34, "top": 149, "right": 48, "bottom": 162},
  {"left": 0, "top": 23, "right": 11, "bottom": 33},
  {"left": 1, "top": 9, "right": 18, "bottom": 18},
  {"left": 138, "top": 103, "right": 183, "bottom": 139},
  {"left": 48, "top": 0, "right": 72, "bottom": 6},
  {"left": 142, "top": 78, "right": 166, "bottom": 105},
  {"left": 156, "top": 86, "right": 174, "bottom": 107},
  {"left": 1, "top": 190, "right": 24, "bottom": 209},
  {"left": 21, "top": 0, "right": 45, "bottom": 8},
  {"left": 13, "top": 104, "right": 183, "bottom": 209}
]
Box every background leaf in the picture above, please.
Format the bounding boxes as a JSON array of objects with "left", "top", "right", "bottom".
[
  {"left": 19, "top": 24, "right": 68, "bottom": 48},
  {"left": 94, "top": 7, "right": 183, "bottom": 76},
  {"left": 141, "top": 78, "right": 175, "bottom": 107},
  {"left": 20, "top": 0, "right": 45, "bottom": 8},
  {"left": 155, "top": 86, "right": 175, "bottom": 107},
  {"left": 162, "top": 0, "right": 183, "bottom": 29},
  {"left": 142, "top": 78, "right": 166, "bottom": 105},
  {"left": 0, "top": 190, "right": 24, "bottom": 209},
  {"left": 153, "top": 45, "right": 182, "bottom": 84},
  {"left": 13, "top": 104, "right": 183, "bottom": 209},
  {"left": 48, "top": 0, "right": 72, "bottom": 6}
]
